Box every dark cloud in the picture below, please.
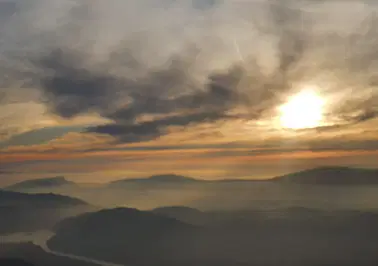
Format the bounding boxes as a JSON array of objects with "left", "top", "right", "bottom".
[
  {"left": 31, "top": 1, "right": 378, "bottom": 142},
  {"left": 35, "top": 48, "right": 121, "bottom": 118},
  {"left": 88, "top": 111, "right": 232, "bottom": 143},
  {"left": 107, "top": 77, "right": 236, "bottom": 122},
  {"left": 2, "top": 0, "right": 378, "bottom": 143},
  {"left": 355, "top": 110, "right": 378, "bottom": 123},
  {"left": 34, "top": 47, "right": 239, "bottom": 142}
]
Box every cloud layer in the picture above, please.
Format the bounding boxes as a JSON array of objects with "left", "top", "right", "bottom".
[{"left": 0, "top": 0, "right": 378, "bottom": 144}]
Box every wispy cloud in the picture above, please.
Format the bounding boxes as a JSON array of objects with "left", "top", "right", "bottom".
[
  {"left": 0, "top": 1, "right": 378, "bottom": 182},
  {"left": 0, "top": 0, "right": 377, "bottom": 145}
]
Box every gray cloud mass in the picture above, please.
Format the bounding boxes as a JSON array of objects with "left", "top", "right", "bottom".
[{"left": 0, "top": 0, "right": 378, "bottom": 143}]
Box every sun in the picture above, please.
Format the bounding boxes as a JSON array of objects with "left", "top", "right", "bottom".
[{"left": 279, "top": 89, "right": 325, "bottom": 129}]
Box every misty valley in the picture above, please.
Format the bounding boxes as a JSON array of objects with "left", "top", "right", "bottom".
[{"left": 1, "top": 167, "right": 378, "bottom": 266}]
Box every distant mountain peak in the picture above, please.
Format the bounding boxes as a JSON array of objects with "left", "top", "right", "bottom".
[
  {"left": 109, "top": 174, "right": 198, "bottom": 185},
  {"left": 304, "top": 166, "right": 356, "bottom": 172},
  {"left": 147, "top": 174, "right": 197, "bottom": 182},
  {"left": 272, "top": 166, "right": 378, "bottom": 185},
  {"left": 6, "top": 176, "right": 73, "bottom": 190},
  {"left": 0, "top": 189, "right": 87, "bottom": 206},
  {"left": 153, "top": 206, "right": 202, "bottom": 213},
  {"left": 54, "top": 207, "right": 192, "bottom": 235}
]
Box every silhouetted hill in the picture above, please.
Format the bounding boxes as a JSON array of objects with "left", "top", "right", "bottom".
[
  {"left": 0, "top": 190, "right": 87, "bottom": 207},
  {"left": 152, "top": 206, "right": 207, "bottom": 225},
  {"left": 48, "top": 207, "right": 197, "bottom": 265},
  {"left": 153, "top": 206, "right": 203, "bottom": 216},
  {"left": 6, "top": 177, "right": 74, "bottom": 191},
  {"left": 0, "top": 190, "right": 92, "bottom": 234},
  {"left": 53, "top": 207, "right": 194, "bottom": 235},
  {"left": 48, "top": 207, "right": 378, "bottom": 266},
  {"left": 0, "top": 242, "right": 96, "bottom": 266},
  {"left": 108, "top": 174, "right": 199, "bottom": 186},
  {"left": 272, "top": 166, "right": 378, "bottom": 185},
  {"left": 148, "top": 174, "right": 198, "bottom": 182}
]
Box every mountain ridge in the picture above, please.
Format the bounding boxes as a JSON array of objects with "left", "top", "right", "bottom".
[
  {"left": 5, "top": 166, "right": 378, "bottom": 192},
  {"left": 271, "top": 166, "right": 378, "bottom": 185},
  {"left": 6, "top": 176, "right": 74, "bottom": 191},
  {"left": 108, "top": 166, "right": 378, "bottom": 186},
  {"left": 108, "top": 174, "right": 199, "bottom": 186},
  {"left": 0, "top": 190, "right": 91, "bottom": 234},
  {"left": 0, "top": 189, "right": 87, "bottom": 207}
]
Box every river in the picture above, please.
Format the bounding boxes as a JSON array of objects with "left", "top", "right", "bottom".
[{"left": 1, "top": 231, "right": 126, "bottom": 266}]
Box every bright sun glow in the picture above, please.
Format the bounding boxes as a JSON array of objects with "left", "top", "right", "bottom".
[{"left": 279, "top": 89, "right": 325, "bottom": 129}]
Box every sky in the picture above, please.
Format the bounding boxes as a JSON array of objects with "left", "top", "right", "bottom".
[{"left": 0, "top": 0, "right": 378, "bottom": 185}]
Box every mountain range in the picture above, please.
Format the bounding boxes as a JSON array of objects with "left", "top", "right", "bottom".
[
  {"left": 0, "top": 190, "right": 92, "bottom": 234},
  {"left": 0, "top": 190, "right": 86, "bottom": 207},
  {"left": 271, "top": 166, "right": 378, "bottom": 185},
  {"left": 47, "top": 206, "right": 378, "bottom": 266},
  {"left": 6, "top": 167, "right": 378, "bottom": 190},
  {"left": 2, "top": 167, "right": 378, "bottom": 265},
  {"left": 6, "top": 177, "right": 75, "bottom": 191},
  {"left": 4, "top": 166, "right": 378, "bottom": 211},
  {"left": 108, "top": 174, "right": 199, "bottom": 187}
]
